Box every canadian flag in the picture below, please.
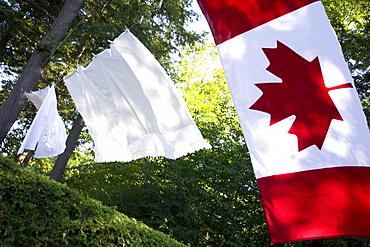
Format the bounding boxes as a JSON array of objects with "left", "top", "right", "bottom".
[{"left": 197, "top": 0, "right": 370, "bottom": 243}]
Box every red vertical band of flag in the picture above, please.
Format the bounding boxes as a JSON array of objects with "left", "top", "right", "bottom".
[
  {"left": 197, "top": 0, "right": 319, "bottom": 44},
  {"left": 258, "top": 167, "right": 370, "bottom": 243}
]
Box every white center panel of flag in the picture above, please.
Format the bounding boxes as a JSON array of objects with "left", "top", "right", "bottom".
[{"left": 217, "top": 2, "right": 370, "bottom": 178}]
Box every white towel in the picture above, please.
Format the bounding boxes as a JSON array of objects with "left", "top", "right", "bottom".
[
  {"left": 65, "top": 30, "right": 211, "bottom": 162},
  {"left": 18, "top": 85, "right": 67, "bottom": 158}
]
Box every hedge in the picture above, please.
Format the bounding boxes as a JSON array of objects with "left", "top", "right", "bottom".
[{"left": 0, "top": 157, "right": 187, "bottom": 247}]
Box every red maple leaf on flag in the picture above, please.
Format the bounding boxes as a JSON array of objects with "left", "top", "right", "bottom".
[{"left": 250, "top": 41, "right": 353, "bottom": 151}]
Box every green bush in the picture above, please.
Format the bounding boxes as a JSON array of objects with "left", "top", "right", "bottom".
[{"left": 0, "top": 157, "right": 186, "bottom": 247}]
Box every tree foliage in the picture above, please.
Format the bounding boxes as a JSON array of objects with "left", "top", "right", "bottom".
[{"left": 0, "top": 156, "right": 186, "bottom": 246}]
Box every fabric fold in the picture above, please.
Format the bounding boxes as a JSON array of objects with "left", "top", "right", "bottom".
[
  {"left": 18, "top": 85, "right": 67, "bottom": 158},
  {"left": 65, "top": 30, "right": 211, "bottom": 162}
]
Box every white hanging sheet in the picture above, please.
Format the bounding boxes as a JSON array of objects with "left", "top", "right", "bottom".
[
  {"left": 65, "top": 30, "right": 211, "bottom": 162},
  {"left": 18, "top": 85, "right": 67, "bottom": 158}
]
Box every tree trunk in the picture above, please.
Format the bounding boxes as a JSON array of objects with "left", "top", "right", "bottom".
[
  {"left": 50, "top": 113, "right": 84, "bottom": 181},
  {"left": 15, "top": 150, "right": 34, "bottom": 168},
  {"left": 0, "top": 0, "right": 86, "bottom": 145}
]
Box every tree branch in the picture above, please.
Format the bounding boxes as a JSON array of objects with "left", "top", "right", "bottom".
[{"left": 23, "top": 0, "right": 55, "bottom": 20}]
